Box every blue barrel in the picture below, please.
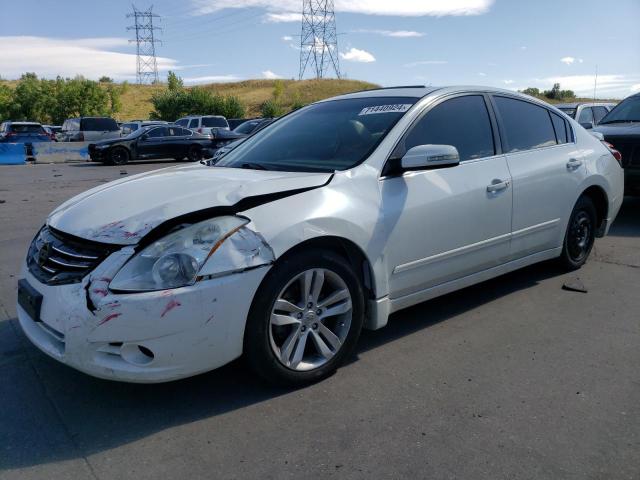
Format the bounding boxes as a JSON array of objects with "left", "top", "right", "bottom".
[{"left": 0, "top": 143, "right": 26, "bottom": 165}]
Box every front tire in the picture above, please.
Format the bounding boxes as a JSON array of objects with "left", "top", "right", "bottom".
[
  {"left": 109, "top": 147, "right": 130, "bottom": 165},
  {"left": 244, "top": 249, "right": 365, "bottom": 386},
  {"left": 558, "top": 195, "right": 597, "bottom": 270}
]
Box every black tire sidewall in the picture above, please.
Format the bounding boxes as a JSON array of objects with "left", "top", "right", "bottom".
[
  {"left": 560, "top": 195, "right": 597, "bottom": 270},
  {"left": 244, "top": 249, "right": 365, "bottom": 386},
  {"left": 109, "top": 147, "right": 129, "bottom": 165},
  {"left": 188, "top": 145, "right": 201, "bottom": 161}
]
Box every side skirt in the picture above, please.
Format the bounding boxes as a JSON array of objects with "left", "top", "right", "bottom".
[{"left": 364, "top": 247, "right": 562, "bottom": 330}]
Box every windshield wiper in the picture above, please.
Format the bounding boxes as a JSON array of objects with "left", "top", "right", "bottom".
[{"left": 240, "top": 162, "right": 267, "bottom": 170}]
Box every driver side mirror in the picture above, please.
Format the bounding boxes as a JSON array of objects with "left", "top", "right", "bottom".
[
  {"left": 580, "top": 121, "right": 594, "bottom": 130},
  {"left": 401, "top": 144, "right": 460, "bottom": 170}
]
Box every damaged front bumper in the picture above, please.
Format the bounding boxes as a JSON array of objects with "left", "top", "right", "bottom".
[{"left": 17, "top": 245, "right": 271, "bottom": 383}]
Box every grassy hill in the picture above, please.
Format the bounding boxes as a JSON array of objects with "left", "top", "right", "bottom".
[{"left": 118, "top": 78, "right": 379, "bottom": 120}]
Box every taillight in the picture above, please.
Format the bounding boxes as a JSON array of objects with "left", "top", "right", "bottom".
[
  {"left": 603, "top": 141, "right": 622, "bottom": 165},
  {"left": 197, "top": 127, "right": 202, "bottom": 133}
]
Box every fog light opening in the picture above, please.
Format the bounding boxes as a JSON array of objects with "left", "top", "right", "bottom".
[{"left": 120, "top": 343, "right": 155, "bottom": 366}]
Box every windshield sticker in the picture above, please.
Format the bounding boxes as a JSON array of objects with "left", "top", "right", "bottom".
[{"left": 358, "top": 104, "right": 412, "bottom": 116}]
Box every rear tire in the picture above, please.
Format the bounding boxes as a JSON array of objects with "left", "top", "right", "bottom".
[
  {"left": 558, "top": 195, "right": 597, "bottom": 270},
  {"left": 187, "top": 145, "right": 202, "bottom": 162},
  {"left": 244, "top": 249, "right": 365, "bottom": 386},
  {"left": 109, "top": 147, "right": 130, "bottom": 165}
]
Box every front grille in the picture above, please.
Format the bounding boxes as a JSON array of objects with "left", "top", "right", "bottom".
[{"left": 27, "top": 226, "right": 116, "bottom": 285}]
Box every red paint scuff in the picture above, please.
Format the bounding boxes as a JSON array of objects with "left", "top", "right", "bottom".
[{"left": 161, "top": 299, "right": 182, "bottom": 317}]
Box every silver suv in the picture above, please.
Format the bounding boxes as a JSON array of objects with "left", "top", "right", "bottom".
[
  {"left": 58, "top": 117, "right": 121, "bottom": 142},
  {"left": 175, "top": 115, "right": 229, "bottom": 137}
]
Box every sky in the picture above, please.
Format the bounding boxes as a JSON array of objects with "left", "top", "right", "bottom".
[{"left": 1, "top": 0, "right": 639, "bottom": 98}]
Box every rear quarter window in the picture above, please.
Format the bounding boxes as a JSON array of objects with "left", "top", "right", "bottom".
[{"left": 493, "top": 96, "right": 557, "bottom": 153}]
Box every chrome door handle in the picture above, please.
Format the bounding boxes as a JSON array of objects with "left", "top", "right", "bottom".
[
  {"left": 566, "top": 158, "right": 583, "bottom": 170},
  {"left": 487, "top": 179, "right": 510, "bottom": 193}
]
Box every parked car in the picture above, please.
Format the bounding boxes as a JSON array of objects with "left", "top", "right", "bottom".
[
  {"left": 592, "top": 93, "right": 640, "bottom": 195},
  {"left": 57, "top": 117, "right": 120, "bottom": 142},
  {"left": 120, "top": 120, "right": 168, "bottom": 136},
  {"left": 175, "top": 115, "right": 229, "bottom": 137},
  {"left": 555, "top": 102, "right": 616, "bottom": 129},
  {"left": 227, "top": 117, "right": 259, "bottom": 130},
  {"left": 88, "top": 124, "right": 212, "bottom": 164},
  {"left": 43, "top": 125, "right": 62, "bottom": 141},
  {"left": 17, "top": 86, "right": 623, "bottom": 386},
  {"left": 211, "top": 118, "right": 275, "bottom": 151},
  {"left": 0, "top": 121, "right": 52, "bottom": 143}
]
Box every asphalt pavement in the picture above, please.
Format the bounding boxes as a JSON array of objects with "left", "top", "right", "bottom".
[{"left": 0, "top": 162, "right": 638, "bottom": 479}]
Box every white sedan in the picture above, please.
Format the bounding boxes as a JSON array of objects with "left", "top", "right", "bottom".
[{"left": 17, "top": 86, "right": 624, "bottom": 385}]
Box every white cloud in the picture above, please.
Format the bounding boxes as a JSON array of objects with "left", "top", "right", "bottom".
[
  {"left": 0, "top": 36, "right": 178, "bottom": 80},
  {"left": 561, "top": 56, "right": 575, "bottom": 65},
  {"left": 182, "top": 75, "right": 242, "bottom": 84},
  {"left": 520, "top": 46, "right": 527, "bottom": 50},
  {"left": 262, "top": 70, "right": 282, "bottom": 79},
  {"left": 478, "top": 72, "right": 487, "bottom": 76},
  {"left": 503, "top": 79, "right": 514, "bottom": 85},
  {"left": 631, "top": 83, "right": 640, "bottom": 92},
  {"left": 352, "top": 29, "right": 424, "bottom": 37},
  {"left": 264, "top": 12, "right": 301, "bottom": 22},
  {"left": 536, "top": 74, "right": 640, "bottom": 97},
  {"left": 191, "top": 0, "right": 494, "bottom": 17},
  {"left": 403, "top": 60, "right": 448, "bottom": 67},
  {"left": 281, "top": 35, "right": 293, "bottom": 41},
  {"left": 340, "top": 47, "right": 376, "bottom": 63}
]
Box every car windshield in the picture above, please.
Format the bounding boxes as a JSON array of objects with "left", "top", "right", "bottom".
[
  {"left": 233, "top": 120, "right": 260, "bottom": 135},
  {"left": 558, "top": 107, "right": 576, "bottom": 118},
  {"left": 216, "top": 97, "right": 418, "bottom": 172},
  {"left": 202, "top": 117, "right": 228, "bottom": 128},
  {"left": 11, "top": 124, "right": 43, "bottom": 133},
  {"left": 599, "top": 96, "right": 640, "bottom": 124}
]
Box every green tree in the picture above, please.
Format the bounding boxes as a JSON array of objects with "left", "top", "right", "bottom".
[
  {"left": 521, "top": 87, "right": 540, "bottom": 97},
  {"left": 222, "top": 96, "right": 246, "bottom": 119},
  {"left": 99, "top": 76, "right": 113, "bottom": 83},
  {"left": 0, "top": 83, "right": 13, "bottom": 121},
  {"left": 167, "top": 71, "right": 183, "bottom": 91},
  {"left": 544, "top": 83, "right": 562, "bottom": 100},
  {"left": 260, "top": 99, "right": 284, "bottom": 118}
]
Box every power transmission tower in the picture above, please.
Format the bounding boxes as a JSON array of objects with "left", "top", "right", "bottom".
[
  {"left": 298, "top": 0, "right": 341, "bottom": 80},
  {"left": 127, "top": 5, "right": 161, "bottom": 84}
]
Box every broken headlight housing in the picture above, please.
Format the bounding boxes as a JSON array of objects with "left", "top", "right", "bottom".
[{"left": 110, "top": 216, "right": 250, "bottom": 292}]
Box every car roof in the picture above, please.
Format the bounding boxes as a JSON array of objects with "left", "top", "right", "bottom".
[
  {"left": 324, "top": 85, "right": 563, "bottom": 107},
  {"left": 555, "top": 102, "right": 616, "bottom": 108},
  {"left": 7, "top": 121, "right": 42, "bottom": 125}
]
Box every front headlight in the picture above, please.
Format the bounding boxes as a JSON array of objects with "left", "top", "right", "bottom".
[{"left": 110, "top": 216, "right": 249, "bottom": 292}]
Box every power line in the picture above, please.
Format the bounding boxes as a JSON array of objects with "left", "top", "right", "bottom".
[
  {"left": 299, "top": 0, "right": 341, "bottom": 79},
  {"left": 127, "top": 5, "right": 161, "bottom": 84}
]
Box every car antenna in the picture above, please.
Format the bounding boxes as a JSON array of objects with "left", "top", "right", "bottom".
[{"left": 593, "top": 65, "right": 598, "bottom": 102}]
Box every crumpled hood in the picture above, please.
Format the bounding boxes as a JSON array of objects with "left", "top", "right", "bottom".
[{"left": 48, "top": 164, "right": 331, "bottom": 245}]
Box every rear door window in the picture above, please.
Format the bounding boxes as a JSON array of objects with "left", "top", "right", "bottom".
[
  {"left": 493, "top": 96, "right": 557, "bottom": 152},
  {"left": 399, "top": 95, "right": 495, "bottom": 161}
]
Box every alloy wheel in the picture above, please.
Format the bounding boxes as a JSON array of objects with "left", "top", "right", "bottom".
[
  {"left": 567, "top": 210, "right": 592, "bottom": 262},
  {"left": 269, "top": 268, "right": 353, "bottom": 371}
]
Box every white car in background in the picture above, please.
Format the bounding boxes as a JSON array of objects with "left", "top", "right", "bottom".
[
  {"left": 17, "top": 86, "right": 623, "bottom": 385},
  {"left": 555, "top": 102, "right": 616, "bottom": 129},
  {"left": 175, "top": 115, "right": 229, "bottom": 137}
]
